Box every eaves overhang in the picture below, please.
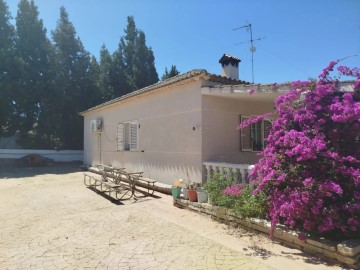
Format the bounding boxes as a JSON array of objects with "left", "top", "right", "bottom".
[{"left": 80, "top": 69, "right": 249, "bottom": 116}]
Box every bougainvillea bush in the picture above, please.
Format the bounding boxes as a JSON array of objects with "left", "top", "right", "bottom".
[{"left": 242, "top": 61, "right": 360, "bottom": 239}]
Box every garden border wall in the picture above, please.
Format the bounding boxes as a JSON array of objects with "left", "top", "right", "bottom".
[
  {"left": 0, "top": 149, "right": 83, "bottom": 162},
  {"left": 173, "top": 198, "right": 360, "bottom": 269}
]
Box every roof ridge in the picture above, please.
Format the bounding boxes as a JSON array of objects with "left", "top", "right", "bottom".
[
  {"left": 80, "top": 69, "right": 249, "bottom": 115},
  {"left": 80, "top": 69, "right": 209, "bottom": 115}
]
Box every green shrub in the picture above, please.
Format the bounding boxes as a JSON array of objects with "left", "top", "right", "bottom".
[
  {"left": 233, "top": 186, "right": 268, "bottom": 219},
  {"left": 204, "top": 173, "right": 233, "bottom": 207},
  {"left": 204, "top": 174, "right": 269, "bottom": 219}
]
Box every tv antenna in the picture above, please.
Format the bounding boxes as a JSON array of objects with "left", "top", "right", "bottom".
[{"left": 233, "top": 23, "right": 265, "bottom": 83}]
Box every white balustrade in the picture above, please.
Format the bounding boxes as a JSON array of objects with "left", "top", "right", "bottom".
[{"left": 203, "top": 161, "right": 254, "bottom": 184}]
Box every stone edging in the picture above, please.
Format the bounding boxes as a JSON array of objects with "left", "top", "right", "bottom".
[{"left": 173, "top": 198, "right": 360, "bottom": 269}]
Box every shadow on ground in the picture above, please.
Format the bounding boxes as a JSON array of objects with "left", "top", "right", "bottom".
[
  {"left": 0, "top": 162, "right": 82, "bottom": 179},
  {"left": 86, "top": 185, "right": 162, "bottom": 206},
  {"left": 225, "top": 225, "right": 340, "bottom": 267}
]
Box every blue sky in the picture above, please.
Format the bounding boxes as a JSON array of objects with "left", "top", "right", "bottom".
[{"left": 7, "top": 0, "right": 360, "bottom": 84}]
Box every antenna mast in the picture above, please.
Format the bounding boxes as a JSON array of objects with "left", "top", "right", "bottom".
[{"left": 233, "top": 23, "right": 264, "bottom": 83}]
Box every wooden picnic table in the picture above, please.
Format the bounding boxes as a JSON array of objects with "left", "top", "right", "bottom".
[
  {"left": 95, "top": 164, "right": 156, "bottom": 196},
  {"left": 84, "top": 164, "right": 144, "bottom": 200}
]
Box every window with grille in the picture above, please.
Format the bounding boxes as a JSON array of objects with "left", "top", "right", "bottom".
[
  {"left": 117, "top": 121, "right": 138, "bottom": 151},
  {"left": 240, "top": 115, "right": 271, "bottom": 152}
]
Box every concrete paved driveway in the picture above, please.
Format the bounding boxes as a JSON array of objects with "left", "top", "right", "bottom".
[{"left": 0, "top": 165, "right": 341, "bottom": 270}]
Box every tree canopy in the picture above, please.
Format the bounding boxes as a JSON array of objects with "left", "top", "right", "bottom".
[
  {"left": 161, "top": 65, "right": 180, "bottom": 80},
  {"left": 110, "top": 16, "right": 158, "bottom": 96},
  {"left": 0, "top": 1, "right": 164, "bottom": 150},
  {"left": 14, "top": 0, "right": 55, "bottom": 147},
  {"left": 0, "top": 0, "right": 16, "bottom": 135}
]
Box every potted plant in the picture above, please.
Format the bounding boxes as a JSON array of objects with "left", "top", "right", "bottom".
[
  {"left": 171, "top": 179, "right": 182, "bottom": 199},
  {"left": 182, "top": 171, "right": 191, "bottom": 200},
  {"left": 188, "top": 182, "right": 200, "bottom": 202},
  {"left": 204, "top": 173, "right": 233, "bottom": 205},
  {"left": 196, "top": 185, "right": 208, "bottom": 203},
  {"left": 182, "top": 181, "right": 190, "bottom": 200}
]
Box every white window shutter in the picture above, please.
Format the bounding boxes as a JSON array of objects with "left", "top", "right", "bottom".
[
  {"left": 129, "top": 122, "right": 138, "bottom": 151},
  {"left": 240, "top": 116, "right": 252, "bottom": 151},
  {"left": 116, "top": 123, "right": 125, "bottom": 151},
  {"left": 263, "top": 120, "right": 272, "bottom": 147}
]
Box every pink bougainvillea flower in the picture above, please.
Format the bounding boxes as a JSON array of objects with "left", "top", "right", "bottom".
[
  {"left": 247, "top": 88, "right": 256, "bottom": 95},
  {"left": 223, "top": 184, "right": 245, "bottom": 197},
  {"left": 248, "top": 59, "right": 360, "bottom": 238},
  {"left": 238, "top": 112, "right": 272, "bottom": 130},
  {"left": 298, "top": 233, "right": 307, "bottom": 241}
]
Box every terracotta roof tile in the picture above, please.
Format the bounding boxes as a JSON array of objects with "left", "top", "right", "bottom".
[
  {"left": 80, "top": 69, "right": 249, "bottom": 115},
  {"left": 219, "top": 53, "right": 241, "bottom": 63}
]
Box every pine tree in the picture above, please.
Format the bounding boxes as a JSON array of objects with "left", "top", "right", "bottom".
[
  {"left": 52, "top": 6, "right": 93, "bottom": 149},
  {"left": 122, "top": 16, "right": 137, "bottom": 88},
  {"left": 35, "top": 43, "right": 59, "bottom": 149},
  {"left": 14, "top": 0, "right": 54, "bottom": 147},
  {"left": 110, "top": 16, "right": 158, "bottom": 96},
  {"left": 134, "top": 31, "right": 158, "bottom": 88},
  {"left": 144, "top": 45, "right": 158, "bottom": 85},
  {"left": 0, "top": 0, "right": 16, "bottom": 136},
  {"left": 87, "top": 55, "right": 101, "bottom": 107},
  {"left": 98, "top": 45, "right": 115, "bottom": 101},
  {"left": 161, "top": 65, "right": 180, "bottom": 80},
  {"left": 132, "top": 31, "right": 147, "bottom": 89},
  {"left": 110, "top": 42, "right": 131, "bottom": 98}
]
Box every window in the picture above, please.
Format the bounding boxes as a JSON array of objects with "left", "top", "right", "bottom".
[
  {"left": 117, "top": 121, "right": 139, "bottom": 151},
  {"left": 240, "top": 115, "right": 271, "bottom": 152}
]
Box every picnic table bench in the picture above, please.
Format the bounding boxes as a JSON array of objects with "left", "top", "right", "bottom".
[
  {"left": 83, "top": 173, "right": 131, "bottom": 200},
  {"left": 136, "top": 177, "right": 157, "bottom": 196},
  {"left": 84, "top": 164, "right": 156, "bottom": 200}
]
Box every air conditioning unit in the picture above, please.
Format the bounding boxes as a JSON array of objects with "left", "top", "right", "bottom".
[{"left": 90, "top": 120, "right": 102, "bottom": 132}]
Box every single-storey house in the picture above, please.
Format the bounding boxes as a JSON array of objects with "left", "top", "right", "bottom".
[{"left": 80, "top": 54, "right": 352, "bottom": 185}]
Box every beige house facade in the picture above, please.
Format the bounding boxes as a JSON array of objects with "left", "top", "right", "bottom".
[{"left": 80, "top": 55, "right": 288, "bottom": 185}]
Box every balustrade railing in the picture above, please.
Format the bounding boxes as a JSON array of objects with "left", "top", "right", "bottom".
[{"left": 203, "top": 161, "right": 254, "bottom": 184}]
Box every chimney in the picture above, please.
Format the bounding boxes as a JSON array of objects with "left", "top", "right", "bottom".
[{"left": 219, "top": 54, "right": 240, "bottom": 80}]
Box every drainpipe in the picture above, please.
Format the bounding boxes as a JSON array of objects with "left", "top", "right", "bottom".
[{"left": 98, "top": 133, "right": 102, "bottom": 164}]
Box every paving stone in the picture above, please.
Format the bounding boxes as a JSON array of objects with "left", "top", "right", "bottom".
[
  {"left": 323, "top": 249, "right": 339, "bottom": 260},
  {"left": 282, "top": 241, "right": 302, "bottom": 250},
  {"left": 251, "top": 223, "right": 271, "bottom": 234},
  {"left": 335, "top": 253, "right": 359, "bottom": 265},
  {"left": 294, "top": 238, "right": 324, "bottom": 254},
  {"left": 337, "top": 239, "right": 360, "bottom": 257},
  {"left": 0, "top": 167, "right": 346, "bottom": 270},
  {"left": 348, "top": 260, "right": 360, "bottom": 270},
  {"left": 212, "top": 206, "right": 227, "bottom": 220},
  {"left": 235, "top": 217, "right": 252, "bottom": 228},
  {"left": 278, "top": 229, "right": 299, "bottom": 244},
  {"left": 306, "top": 237, "right": 337, "bottom": 252},
  {"left": 0, "top": 169, "right": 274, "bottom": 270}
]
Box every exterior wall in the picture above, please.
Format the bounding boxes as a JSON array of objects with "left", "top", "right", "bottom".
[
  {"left": 201, "top": 95, "right": 274, "bottom": 165},
  {"left": 83, "top": 80, "right": 203, "bottom": 185},
  {"left": 221, "top": 63, "right": 239, "bottom": 80}
]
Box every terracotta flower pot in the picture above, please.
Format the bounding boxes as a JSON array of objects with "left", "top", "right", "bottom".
[{"left": 188, "top": 189, "right": 198, "bottom": 202}]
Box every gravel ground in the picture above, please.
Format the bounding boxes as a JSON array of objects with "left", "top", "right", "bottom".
[{"left": 0, "top": 164, "right": 343, "bottom": 270}]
